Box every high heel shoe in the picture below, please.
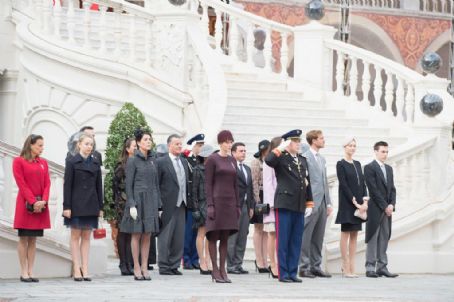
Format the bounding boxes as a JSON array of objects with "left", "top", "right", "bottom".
[
  {"left": 268, "top": 266, "right": 278, "bottom": 279},
  {"left": 200, "top": 268, "right": 211, "bottom": 275},
  {"left": 220, "top": 271, "right": 231, "bottom": 283},
  {"left": 80, "top": 268, "right": 92, "bottom": 281},
  {"left": 254, "top": 260, "right": 270, "bottom": 273},
  {"left": 141, "top": 270, "right": 151, "bottom": 281},
  {"left": 211, "top": 271, "right": 226, "bottom": 283}
]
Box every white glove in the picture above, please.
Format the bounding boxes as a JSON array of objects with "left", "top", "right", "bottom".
[
  {"left": 305, "top": 207, "right": 313, "bottom": 218},
  {"left": 277, "top": 139, "right": 291, "bottom": 152},
  {"left": 130, "top": 207, "right": 138, "bottom": 220}
]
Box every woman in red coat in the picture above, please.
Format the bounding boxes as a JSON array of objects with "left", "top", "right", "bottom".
[{"left": 13, "top": 134, "right": 51, "bottom": 282}]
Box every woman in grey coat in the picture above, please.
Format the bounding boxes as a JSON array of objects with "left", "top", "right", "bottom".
[{"left": 120, "top": 129, "right": 161, "bottom": 281}]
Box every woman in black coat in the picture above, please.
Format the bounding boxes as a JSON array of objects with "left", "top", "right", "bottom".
[
  {"left": 113, "top": 137, "right": 136, "bottom": 276},
  {"left": 63, "top": 134, "right": 103, "bottom": 281},
  {"left": 335, "top": 137, "right": 368, "bottom": 278},
  {"left": 192, "top": 144, "right": 215, "bottom": 275}
]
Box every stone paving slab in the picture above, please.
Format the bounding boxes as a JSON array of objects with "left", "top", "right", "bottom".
[{"left": 0, "top": 260, "right": 453, "bottom": 302}]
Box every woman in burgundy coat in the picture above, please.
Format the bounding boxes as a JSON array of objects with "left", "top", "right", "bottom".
[
  {"left": 205, "top": 130, "right": 240, "bottom": 283},
  {"left": 13, "top": 134, "right": 51, "bottom": 282}
]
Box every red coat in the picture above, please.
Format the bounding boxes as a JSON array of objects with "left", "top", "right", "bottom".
[{"left": 13, "top": 156, "right": 51, "bottom": 230}]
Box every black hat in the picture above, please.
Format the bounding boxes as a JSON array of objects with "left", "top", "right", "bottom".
[
  {"left": 254, "top": 139, "right": 271, "bottom": 158},
  {"left": 187, "top": 133, "right": 205, "bottom": 145},
  {"left": 282, "top": 129, "right": 302, "bottom": 141}
]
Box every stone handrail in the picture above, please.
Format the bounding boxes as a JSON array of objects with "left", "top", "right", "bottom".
[
  {"left": 196, "top": 0, "right": 293, "bottom": 76},
  {"left": 324, "top": 0, "right": 452, "bottom": 16},
  {"left": 324, "top": 39, "right": 448, "bottom": 124},
  {"left": 0, "top": 140, "right": 68, "bottom": 244}
]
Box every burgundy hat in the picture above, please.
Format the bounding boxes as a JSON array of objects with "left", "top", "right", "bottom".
[{"left": 217, "top": 130, "right": 234, "bottom": 144}]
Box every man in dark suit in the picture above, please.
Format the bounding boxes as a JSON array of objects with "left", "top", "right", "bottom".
[
  {"left": 364, "top": 141, "right": 398, "bottom": 278},
  {"left": 182, "top": 134, "right": 204, "bottom": 270},
  {"left": 157, "top": 134, "right": 190, "bottom": 275},
  {"left": 265, "top": 129, "right": 314, "bottom": 283},
  {"left": 227, "top": 142, "right": 255, "bottom": 274}
]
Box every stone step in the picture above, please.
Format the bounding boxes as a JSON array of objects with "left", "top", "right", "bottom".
[
  {"left": 226, "top": 79, "right": 289, "bottom": 91},
  {"left": 223, "top": 115, "right": 369, "bottom": 127},
  {"left": 225, "top": 106, "right": 346, "bottom": 118},
  {"left": 227, "top": 97, "right": 320, "bottom": 109},
  {"left": 228, "top": 90, "right": 305, "bottom": 100}
]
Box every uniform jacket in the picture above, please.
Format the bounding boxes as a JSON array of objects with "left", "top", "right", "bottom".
[{"left": 265, "top": 149, "right": 314, "bottom": 213}]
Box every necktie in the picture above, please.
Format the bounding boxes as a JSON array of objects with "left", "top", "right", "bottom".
[
  {"left": 380, "top": 164, "right": 387, "bottom": 181},
  {"left": 315, "top": 153, "right": 323, "bottom": 171},
  {"left": 239, "top": 163, "right": 247, "bottom": 182}
]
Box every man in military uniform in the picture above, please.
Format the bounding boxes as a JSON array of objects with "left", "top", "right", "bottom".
[
  {"left": 265, "top": 129, "right": 314, "bottom": 283},
  {"left": 182, "top": 133, "right": 205, "bottom": 270}
]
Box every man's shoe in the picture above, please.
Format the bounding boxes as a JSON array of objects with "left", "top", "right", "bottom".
[
  {"left": 172, "top": 269, "right": 183, "bottom": 275},
  {"left": 311, "top": 269, "right": 332, "bottom": 278},
  {"left": 227, "top": 269, "right": 242, "bottom": 274},
  {"left": 159, "top": 270, "right": 174, "bottom": 275},
  {"left": 298, "top": 270, "right": 316, "bottom": 278},
  {"left": 365, "top": 271, "right": 379, "bottom": 278},
  {"left": 238, "top": 267, "right": 249, "bottom": 274},
  {"left": 377, "top": 269, "right": 399, "bottom": 278},
  {"left": 183, "top": 263, "right": 193, "bottom": 270},
  {"left": 279, "top": 278, "right": 293, "bottom": 283},
  {"left": 290, "top": 276, "right": 303, "bottom": 283},
  {"left": 147, "top": 264, "right": 154, "bottom": 271},
  {"left": 192, "top": 263, "right": 200, "bottom": 270}
]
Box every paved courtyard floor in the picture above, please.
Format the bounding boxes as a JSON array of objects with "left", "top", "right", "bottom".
[{"left": 0, "top": 259, "right": 453, "bottom": 302}]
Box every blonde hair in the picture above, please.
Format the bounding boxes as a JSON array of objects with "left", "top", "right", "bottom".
[{"left": 76, "top": 134, "right": 94, "bottom": 152}]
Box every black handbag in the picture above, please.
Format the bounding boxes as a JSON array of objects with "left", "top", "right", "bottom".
[
  {"left": 25, "top": 196, "right": 42, "bottom": 213},
  {"left": 254, "top": 203, "right": 270, "bottom": 216}
]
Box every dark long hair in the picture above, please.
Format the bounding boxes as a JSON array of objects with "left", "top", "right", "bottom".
[
  {"left": 119, "top": 137, "right": 135, "bottom": 167},
  {"left": 269, "top": 136, "right": 281, "bottom": 151},
  {"left": 20, "top": 134, "right": 43, "bottom": 161}
]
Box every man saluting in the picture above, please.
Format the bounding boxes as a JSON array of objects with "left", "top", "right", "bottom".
[{"left": 265, "top": 129, "right": 314, "bottom": 283}]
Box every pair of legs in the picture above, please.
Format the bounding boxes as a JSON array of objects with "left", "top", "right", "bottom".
[
  {"left": 340, "top": 231, "right": 358, "bottom": 275},
  {"left": 17, "top": 236, "right": 37, "bottom": 278},
  {"left": 183, "top": 211, "right": 199, "bottom": 268},
  {"left": 253, "top": 224, "right": 268, "bottom": 269},
  {"left": 131, "top": 232, "right": 151, "bottom": 278},
  {"left": 266, "top": 230, "right": 277, "bottom": 275},
  {"left": 300, "top": 205, "right": 327, "bottom": 273},
  {"left": 70, "top": 228, "right": 92, "bottom": 278},
  {"left": 208, "top": 230, "right": 230, "bottom": 281},
  {"left": 117, "top": 231, "right": 133, "bottom": 273},
  {"left": 196, "top": 226, "right": 212, "bottom": 271}
]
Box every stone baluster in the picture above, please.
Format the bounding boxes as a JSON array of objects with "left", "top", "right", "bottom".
[
  {"left": 145, "top": 19, "right": 153, "bottom": 67},
  {"left": 41, "top": 0, "right": 51, "bottom": 34},
  {"left": 395, "top": 77, "right": 405, "bottom": 122},
  {"left": 228, "top": 16, "right": 239, "bottom": 60},
  {"left": 392, "top": 160, "right": 403, "bottom": 199},
  {"left": 0, "top": 153, "right": 5, "bottom": 217},
  {"left": 405, "top": 83, "right": 414, "bottom": 124},
  {"left": 361, "top": 61, "right": 371, "bottom": 104},
  {"left": 421, "top": 0, "right": 427, "bottom": 11},
  {"left": 129, "top": 14, "right": 136, "bottom": 62},
  {"left": 280, "top": 31, "right": 288, "bottom": 77},
  {"left": 66, "top": 0, "right": 76, "bottom": 44},
  {"left": 200, "top": 4, "right": 209, "bottom": 37},
  {"left": 349, "top": 57, "right": 358, "bottom": 100},
  {"left": 373, "top": 66, "right": 383, "bottom": 111},
  {"left": 335, "top": 51, "right": 345, "bottom": 95},
  {"left": 263, "top": 27, "right": 273, "bottom": 73},
  {"left": 53, "top": 0, "right": 62, "bottom": 39},
  {"left": 214, "top": 8, "right": 223, "bottom": 54},
  {"left": 384, "top": 71, "right": 394, "bottom": 116},
  {"left": 113, "top": 9, "right": 122, "bottom": 58},
  {"left": 247, "top": 26, "right": 255, "bottom": 67},
  {"left": 82, "top": 0, "right": 91, "bottom": 50},
  {"left": 98, "top": 5, "right": 108, "bottom": 54}
]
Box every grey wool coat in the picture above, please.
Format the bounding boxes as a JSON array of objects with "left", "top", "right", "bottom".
[{"left": 120, "top": 150, "right": 161, "bottom": 234}]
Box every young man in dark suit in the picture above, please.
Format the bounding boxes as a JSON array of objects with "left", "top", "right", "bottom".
[
  {"left": 364, "top": 141, "right": 398, "bottom": 278},
  {"left": 227, "top": 142, "right": 255, "bottom": 274}
]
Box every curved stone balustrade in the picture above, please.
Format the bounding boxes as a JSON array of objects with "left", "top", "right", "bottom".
[{"left": 324, "top": 0, "right": 452, "bottom": 15}]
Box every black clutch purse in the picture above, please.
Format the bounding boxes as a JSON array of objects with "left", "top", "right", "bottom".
[
  {"left": 25, "top": 196, "right": 42, "bottom": 213},
  {"left": 254, "top": 203, "right": 270, "bottom": 216}
]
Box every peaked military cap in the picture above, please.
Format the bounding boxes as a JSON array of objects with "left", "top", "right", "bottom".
[
  {"left": 187, "top": 133, "right": 205, "bottom": 145},
  {"left": 281, "top": 129, "right": 302, "bottom": 141}
]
